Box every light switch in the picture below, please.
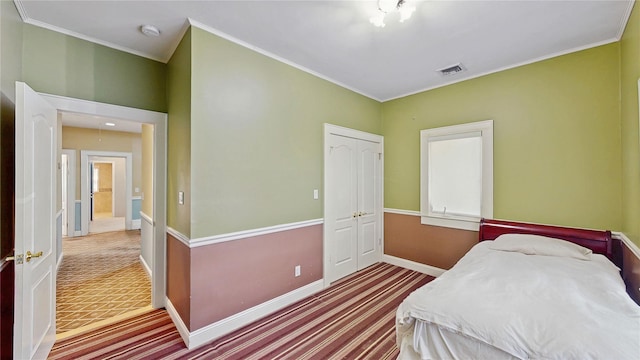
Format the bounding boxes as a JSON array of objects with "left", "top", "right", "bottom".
[
  {"left": 178, "top": 191, "right": 184, "bottom": 205},
  {"left": 313, "top": 189, "right": 319, "bottom": 200},
  {"left": 135, "top": 187, "right": 140, "bottom": 193}
]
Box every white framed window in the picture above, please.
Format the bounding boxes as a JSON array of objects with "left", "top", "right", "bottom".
[{"left": 420, "top": 120, "right": 493, "bottom": 231}]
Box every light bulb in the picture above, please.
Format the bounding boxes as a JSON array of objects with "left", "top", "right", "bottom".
[{"left": 370, "top": 12, "right": 386, "bottom": 28}]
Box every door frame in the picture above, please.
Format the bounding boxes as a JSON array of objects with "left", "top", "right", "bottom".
[
  {"left": 61, "top": 149, "right": 76, "bottom": 237},
  {"left": 323, "top": 124, "right": 384, "bottom": 288},
  {"left": 39, "top": 93, "right": 168, "bottom": 309},
  {"left": 82, "top": 153, "right": 130, "bottom": 232}
]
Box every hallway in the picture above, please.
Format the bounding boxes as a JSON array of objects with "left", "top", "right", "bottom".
[{"left": 56, "top": 230, "right": 150, "bottom": 335}]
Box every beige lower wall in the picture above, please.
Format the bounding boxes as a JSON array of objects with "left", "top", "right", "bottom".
[
  {"left": 167, "top": 233, "right": 191, "bottom": 329},
  {"left": 384, "top": 212, "right": 478, "bottom": 270},
  {"left": 168, "top": 224, "right": 323, "bottom": 332}
]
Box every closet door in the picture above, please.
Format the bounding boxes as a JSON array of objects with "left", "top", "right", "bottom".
[
  {"left": 357, "top": 140, "right": 381, "bottom": 270},
  {"left": 325, "top": 128, "right": 383, "bottom": 284},
  {"left": 326, "top": 134, "right": 359, "bottom": 282}
]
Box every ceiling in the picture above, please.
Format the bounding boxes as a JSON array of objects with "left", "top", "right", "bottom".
[
  {"left": 15, "top": 0, "right": 634, "bottom": 102},
  {"left": 60, "top": 111, "right": 142, "bottom": 133}
]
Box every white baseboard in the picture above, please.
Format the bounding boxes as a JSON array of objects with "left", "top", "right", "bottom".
[
  {"left": 132, "top": 219, "right": 141, "bottom": 230},
  {"left": 167, "top": 279, "right": 324, "bottom": 349},
  {"left": 74, "top": 230, "right": 82, "bottom": 237},
  {"left": 383, "top": 254, "right": 447, "bottom": 277},
  {"left": 139, "top": 255, "right": 152, "bottom": 278},
  {"left": 165, "top": 298, "right": 190, "bottom": 348}
]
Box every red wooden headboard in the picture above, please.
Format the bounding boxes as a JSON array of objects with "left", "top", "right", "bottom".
[{"left": 479, "top": 218, "right": 613, "bottom": 260}]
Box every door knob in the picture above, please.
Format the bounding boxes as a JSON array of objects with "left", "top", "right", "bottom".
[{"left": 25, "top": 251, "right": 43, "bottom": 262}]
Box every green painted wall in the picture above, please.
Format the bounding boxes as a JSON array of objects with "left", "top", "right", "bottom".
[
  {"left": 382, "top": 43, "right": 622, "bottom": 231},
  {"left": 621, "top": 3, "right": 640, "bottom": 246},
  {"left": 166, "top": 29, "right": 192, "bottom": 237},
  {"left": 189, "top": 26, "right": 381, "bottom": 238},
  {"left": 21, "top": 25, "right": 166, "bottom": 112},
  {"left": 1, "top": 0, "right": 23, "bottom": 102}
]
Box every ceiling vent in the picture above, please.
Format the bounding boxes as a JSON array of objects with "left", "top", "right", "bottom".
[{"left": 437, "top": 63, "right": 466, "bottom": 76}]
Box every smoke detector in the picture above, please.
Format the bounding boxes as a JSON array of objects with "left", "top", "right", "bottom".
[
  {"left": 140, "top": 24, "right": 161, "bottom": 37},
  {"left": 437, "top": 63, "right": 466, "bottom": 76}
]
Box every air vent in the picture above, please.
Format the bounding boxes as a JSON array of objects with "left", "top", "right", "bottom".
[{"left": 437, "top": 63, "right": 466, "bottom": 76}]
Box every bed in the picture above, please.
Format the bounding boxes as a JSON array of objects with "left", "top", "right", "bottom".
[{"left": 396, "top": 218, "right": 640, "bottom": 360}]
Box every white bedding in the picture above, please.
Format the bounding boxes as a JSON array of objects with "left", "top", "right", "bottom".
[{"left": 396, "top": 241, "right": 640, "bottom": 360}]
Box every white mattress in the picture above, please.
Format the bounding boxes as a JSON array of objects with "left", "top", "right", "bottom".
[{"left": 396, "top": 241, "right": 640, "bottom": 360}]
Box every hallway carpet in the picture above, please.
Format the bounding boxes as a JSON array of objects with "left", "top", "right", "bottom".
[
  {"left": 48, "top": 263, "right": 434, "bottom": 359},
  {"left": 56, "top": 230, "right": 151, "bottom": 334}
]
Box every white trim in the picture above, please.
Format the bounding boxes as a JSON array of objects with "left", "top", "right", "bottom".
[
  {"left": 177, "top": 280, "right": 324, "bottom": 350},
  {"left": 37, "top": 92, "right": 168, "bottom": 310},
  {"left": 132, "top": 196, "right": 142, "bottom": 200},
  {"left": 189, "top": 218, "right": 323, "bottom": 248},
  {"left": 384, "top": 208, "right": 420, "bottom": 217},
  {"left": 613, "top": 232, "right": 640, "bottom": 260},
  {"left": 165, "top": 298, "right": 190, "bottom": 348},
  {"left": 38, "top": 93, "right": 167, "bottom": 124},
  {"left": 187, "top": 19, "right": 379, "bottom": 102},
  {"left": 166, "top": 227, "right": 190, "bottom": 247},
  {"left": 383, "top": 255, "right": 447, "bottom": 278},
  {"left": 62, "top": 149, "right": 76, "bottom": 238},
  {"left": 616, "top": 0, "right": 636, "bottom": 40},
  {"left": 139, "top": 255, "right": 152, "bottom": 278},
  {"left": 14, "top": 1, "right": 166, "bottom": 63},
  {"left": 140, "top": 211, "right": 154, "bottom": 226},
  {"left": 324, "top": 123, "right": 383, "bottom": 143},
  {"left": 131, "top": 219, "right": 141, "bottom": 229},
  {"left": 167, "top": 219, "right": 324, "bottom": 248}
]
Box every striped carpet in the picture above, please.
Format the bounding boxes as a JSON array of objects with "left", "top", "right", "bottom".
[{"left": 49, "top": 263, "right": 433, "bottom": 359}]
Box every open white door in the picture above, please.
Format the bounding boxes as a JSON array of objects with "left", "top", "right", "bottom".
[{"left": 14, "top": 82, "right": 57, "bottom": 359}]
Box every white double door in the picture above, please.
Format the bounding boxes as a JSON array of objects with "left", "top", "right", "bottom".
[{"left": 325, "top": 127, "right": 383, "bottom": 283}]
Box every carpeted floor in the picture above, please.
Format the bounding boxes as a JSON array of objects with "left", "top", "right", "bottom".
[
  {"left": 49, "top": 263, "right": 433, "bottom": 359},
  {"left": 56, "top": 230, "right": 151, "bottom": 334}
]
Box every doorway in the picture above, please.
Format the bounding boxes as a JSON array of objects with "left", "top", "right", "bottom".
[
  {"left": 87, "top": 155, "right": 128, "bottom": 234},
  {"left": 41, "top": 93, "right": 167, "bottom": 310}
]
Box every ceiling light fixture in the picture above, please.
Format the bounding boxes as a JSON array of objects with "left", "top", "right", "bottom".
[
  {"left": 140, "top": 24, "right": 161, "bottom": 37},
  {"left": 370, "top": 0, "right": 416, "bottom": 28},
  {"left": 105, "top": 122, "right": 116, "bottom": 127}
]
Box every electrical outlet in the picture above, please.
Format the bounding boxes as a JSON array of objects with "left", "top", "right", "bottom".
[
  {"left": 313, "top": 189, "right": 319, "bottom": 200},
  {"left": 295, "top": 265, "right": 301, "bottom": 277}
]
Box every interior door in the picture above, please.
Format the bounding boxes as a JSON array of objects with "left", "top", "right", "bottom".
[
  {"left": 326, "top": 134, "right": 358, "bottom": 282},
  {"left": 357, "top": 140, "right": 381, "bottom": 270},
  {"left": 14, "top": 82, "right": 57, "bottom": 360}
]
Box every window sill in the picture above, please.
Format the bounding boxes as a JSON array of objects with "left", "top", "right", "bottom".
[{"left": 420, "top": 216, "right": 479, "bottom": 231}]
